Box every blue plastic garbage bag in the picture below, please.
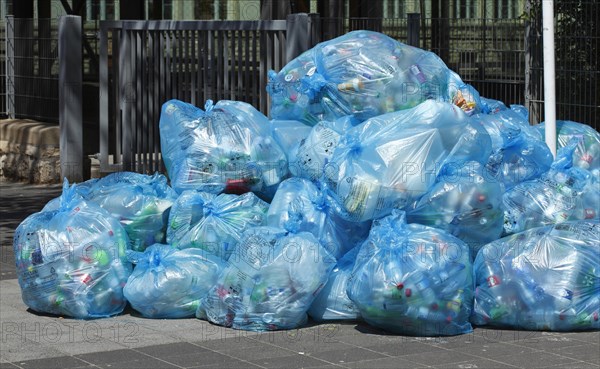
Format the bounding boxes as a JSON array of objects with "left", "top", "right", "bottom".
[
  {"left": 123, "top": 244, "right": 226, "bottom": 319},
  {"left": 324, "top": 100, "right": 492, "bottom": 222},
  {"left": 79, "top": 172, "right": 178, "bottom": 252},
  {"left": 347, "top": 211, "right": 473, "bottom": 336},
  {"left": 267, "top": 178, "right": 371, "bottom": 259},
  {"left": 13, "top": 180, "right": 131, "bottom": 319},
  {"left": 472, "top": 221, "right": 600, "bottom": 331},
  {"left": 267, "top": 30, "right": 481, "bottom": 126},
  {"left": 200, "top": 226, "right": 336, "bottom": 331},
  {"left": 407, "top": 161, "right": 505, "bottom": 256},
  {"left": 471, "top": 108, "right": 553, "bottom": 189},
  {"left": 503, "top": 141, "right": 599, "bottom": 235},
  {"left": 510, "top": 104, "right": 529, "bottom": 121},
  {"left": 308, "top": 246, "right": 361, "bottom": 322},
  {"left": 537, "top": 120, "right": 600, "bottom": 172},
  {"left": 480, "top": 97, "right": 507, "bottom": 115},
  {"left": 270, "top": 119, "right": 312, "bottom": 163},
  {"left": 166, "top": 190, "right": 269, "bottom": 260},
  {"left": 288, "top": 116, "right": 357, "bottom": 180},
  {"left": 159, "top": 99, "right": 289, "bottom": 198}
]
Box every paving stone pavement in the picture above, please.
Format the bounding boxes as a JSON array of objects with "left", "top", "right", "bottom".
[{"left": 1, "top": 182, "right": 599, "bottom": 369}]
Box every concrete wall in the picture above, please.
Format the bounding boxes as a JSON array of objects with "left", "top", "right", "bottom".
[{"left": 0, "top": 119, "right": 61, "bottom": 183}]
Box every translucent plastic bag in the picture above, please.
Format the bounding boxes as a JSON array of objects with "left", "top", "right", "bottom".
[
  {"left": 270, "top": 119, "right": 312, "bottom": 163},
  {"left": 407, "top": 161, "right": 505, "bottom": 256},
  {"left": 82, "top": 172, "right": 178, "bottom": 252},
  {"left": 324, "top": 100, "right": 492, "bottom": 222},
  {"left": 159, "top": 99, "right": 288, "bottom": 198},
  {"left": 288, "top": 116, "right": 356, "bottom": 180},
  {"left": 200, "top": 226, "right": 336, "bottom": 331},
  {"left": 166, "top": 190, "right": 269, "bottom": 260},
  {"left": 347, "top": 211, "right": 473, "bottom": 336},
  {"left": 308, "top": 247, "right": 361, "bottom": 322},
  {"left": 267, "top": 178, "right": 371, "bottom": 259},
  {"left": 537, "top": 120, "right": 600, "bottom": 172},
  {"left": 123, "top": 244, "right": 226, "bottom": 318},
  {"left": 267, "top": 30, "right": 481, "bottom": 126},
  {"left": 472, "top": 221, "right": 600, "bottom": 331},
  {"left": 471, "top": 109, "right": 553, "bottom": 189},
  {"left": 503, "top": 142, "right": 599, "bottom": 235},
  {"left": 13, "top": 180, "right": 131, "bottom": 319}
]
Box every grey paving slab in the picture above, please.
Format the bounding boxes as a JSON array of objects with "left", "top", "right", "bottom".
[
  {"left": 432, "top": 357, "right": 520, "bottom": 368},
  {"left": 196, "top": 337, "right": 268, "bottom": 351},
  {"left": 96, "top": 357, "right": 180, "bottom": 368},
  {"left": 554, "top": 344, "right": 600, "bottom": 364},
  {"left": 249, "top": 353, "right": 333, "bottom": 368},
  {"left": 364, "top": 341, "right": 441, "bottom": 356},
  {"left": 551, "top": 362, "right": 600, "bottom": 369},
  {"left": 161, "top": 350, "right": 257, "bottom": 368},
  {"left": 223, "top": 345, "right": 294, "bottom": 362},
  {"left": 401, "top": 350, "right": 481, "bottom": 367},
  {"left": 74, "top": 349, "right": 150, "bottom": 365},
  {"left": 491, "top": 351, "right": 580, "bottom": 368},
  {"left": 343, "top": 356, "right": 427, "bottom": 369},
  {"left": 135, "top": 342, "right": 206, "bottom": 357},
  {"left": 12, "top": 355, "right": 90, "bottom": 369},
  {"left": 308, "top": 347, "right": 387, "bottom": 364}
]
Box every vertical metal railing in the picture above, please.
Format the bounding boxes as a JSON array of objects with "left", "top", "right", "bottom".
[{"left": 99, "top": 14, "right": 319, "bottom": 174}]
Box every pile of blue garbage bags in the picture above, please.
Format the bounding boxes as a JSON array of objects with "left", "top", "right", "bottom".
[{"left": 14, "top": 31, "right": 599, "bottom": 336}]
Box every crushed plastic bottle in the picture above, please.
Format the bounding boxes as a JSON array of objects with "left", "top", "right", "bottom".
[
  {"left": 166, "top": 190, "right": 269, "bottom": 260},
  {"left": 347, "top": 210, "right": 473, "bottom": 336},
  {"left": 159, "top": 99, "right": 289, "bottom": 199},
  {"left": 267, "top": 30, "right": 482, "bottom": 126},
  {"left": 200, "top": 226, "right": 336, "bottom": 331},
  {"left": 13, "top": 180, "right": 131, "bottom": 319},
  {"left": 473, "top": 221, "right": 600, "bottom": 331},
  {"left": 123, "top": 244, "right": 226, "bottom": 318}
]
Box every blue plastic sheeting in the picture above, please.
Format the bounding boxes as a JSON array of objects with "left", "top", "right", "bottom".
[
  {"left": 407, "top": 161, "right": 505, "bottom": 256},
  {"left": 166, "top": 191, "right": 269, "bottom": 260},
  {"left": 472, "top": 221, "right": 600, "bottom": 331},
  {"left": 267, "top": 178, "right": 371, "bottom": 259},
  {"left": 124, "top": 244, "right": 226, "bottom": 318},
  {"left": 267, "top": 30, "right": 481, "bottom": 126},
  {"left": 503, "top": 141, "right": 599, "bottom": 235},
  {"left": 347, "top": 211, "right": 473, "bottom": 336},
  {"left": 159, "top": 99, "right": 288, "bottom": 198},
  {"left": 200, "top": 226, "right": 336, "bottom": 331},
  {"left": 14, "top": 180, "right": 131, "bottom": 319},
  {"left": 323, "top": 100, "right": 492, "bottom": 222}
]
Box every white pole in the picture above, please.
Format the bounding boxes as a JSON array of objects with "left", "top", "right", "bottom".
[{"left": 542, "top": 0, "right": 557, "bottom": 158}]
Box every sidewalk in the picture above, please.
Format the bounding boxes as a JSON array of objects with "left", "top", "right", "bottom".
[{"left": 1, "top": 182, "right": 599, "bottom": 369}]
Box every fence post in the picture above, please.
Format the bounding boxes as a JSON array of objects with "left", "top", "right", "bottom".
[
  {"left": 286, "top": 13, "right": 310, "bottom": 63},
  {"left": 5, "top": 15, "right": 14, "bottom": 118},
  {"left": 58, "top": 15, "right": 83, "bottom": 182},
  {"left": 407, "top": 13, "right": 421, "bottom": 48}
]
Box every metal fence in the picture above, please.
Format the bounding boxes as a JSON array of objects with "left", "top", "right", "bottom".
[
  {"left": 99, "top": 14, "right": 319, "bottom": 174},
  {"left": 2, "top": 17, "right": 60, "bottom": 122},
  {"left": 526, "top": 0, "right": 599, "bottom": 130}
]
